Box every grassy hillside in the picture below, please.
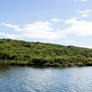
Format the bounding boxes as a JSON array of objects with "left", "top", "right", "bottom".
[{"left": 0, "top": 39, "right": 92, "bottom": 67}]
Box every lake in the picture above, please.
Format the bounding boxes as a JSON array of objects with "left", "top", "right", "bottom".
[{"left": 0, "top": 66, "right": 92, "bottom": 92}]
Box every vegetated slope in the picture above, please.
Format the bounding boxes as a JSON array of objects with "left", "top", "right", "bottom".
[{"left": 0, "top": 39, "right": 92, "bottom": 67}]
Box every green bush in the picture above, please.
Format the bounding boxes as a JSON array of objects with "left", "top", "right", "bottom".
[{"left": 0, "top": 39, "right": 92, "bottom": 67}]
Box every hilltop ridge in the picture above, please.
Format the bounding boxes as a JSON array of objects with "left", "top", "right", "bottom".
[{"left": 0, "top": 39, "right": 92, "bottom": 67}]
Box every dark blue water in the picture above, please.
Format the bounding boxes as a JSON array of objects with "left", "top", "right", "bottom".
[{"left": 0, "top": 66, "right": 92, "bottom": 92}]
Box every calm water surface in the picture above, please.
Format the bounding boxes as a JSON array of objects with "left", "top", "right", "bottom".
[{"left": 0, "top": 65, "right": 92, "bottom": 92}]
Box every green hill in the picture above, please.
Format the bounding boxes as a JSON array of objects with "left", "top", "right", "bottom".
[{"left": 0, "top": 39, "right": 92, "bottom": 67}]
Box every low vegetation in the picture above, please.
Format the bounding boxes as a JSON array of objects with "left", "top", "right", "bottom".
[{"left": 0, "top": 39, "right": 92, "bottom": 67}]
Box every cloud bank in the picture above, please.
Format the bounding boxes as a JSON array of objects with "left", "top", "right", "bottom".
[
  {"left": 77, "top": 9, "right": 91, "bottom": 17},
  {"left": 1, "top": 17, "right": 92, "bottom": 41}
]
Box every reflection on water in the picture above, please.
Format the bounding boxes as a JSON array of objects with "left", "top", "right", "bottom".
[{"left": 0, "top": 65, "right": 92, "bottom": 92}]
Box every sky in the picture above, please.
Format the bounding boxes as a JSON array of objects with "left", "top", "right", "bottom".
[{"left": 0, "top": 0, "right": 92, "bottom": 48}]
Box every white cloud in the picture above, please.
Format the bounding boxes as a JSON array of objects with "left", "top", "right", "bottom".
[
  {"left": 22, "top": 21, "right": 65, "bottom": 40},
  {"left": 0, "top": 21, "right": 65, "bottom": 40},
  {"left": 77, "top": 9, "right": 91, "bottom": 17},
  {"left": 0, "top": 32, "right": 20, "bottom": 39},
  {"left": 51, "top": 18, "right": 62, "bottom": 23},
  {"left": 1, "top": 23, "right": 22, "bottom": 31},
  {"left": 65, "top": 18, "right": 92, "bottom": 36},
  {"left": 1, "top": 18, "right": 92, "bottom": 42}
]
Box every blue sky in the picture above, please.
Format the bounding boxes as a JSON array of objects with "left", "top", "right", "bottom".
[{"left": 0, "top": 0, "right": 92, "bottom": 48}]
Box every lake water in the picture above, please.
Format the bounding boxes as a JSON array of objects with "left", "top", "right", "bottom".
[{"left": 0, "top": 66, "right": 92, "bottom": 92}]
